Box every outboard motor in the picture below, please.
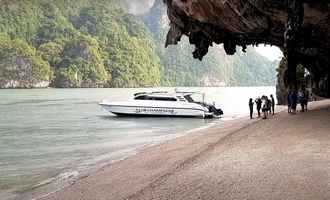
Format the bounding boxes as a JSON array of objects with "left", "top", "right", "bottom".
[
  {"left": 209, "top": 105, "right": 223, "bottom": 116},
  {"left": 216, "top": 108, "right": 224, "bottom": 116}
]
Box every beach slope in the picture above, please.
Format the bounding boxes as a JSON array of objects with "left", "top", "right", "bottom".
[{"left": 39, "top": 100, "right": 330, "bottom": 200}]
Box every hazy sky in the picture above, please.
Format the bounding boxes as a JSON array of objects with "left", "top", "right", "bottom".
[
  {"left": 255, "top": 45, "right": 283, "bottom": 61},
  {"left": 122, "top": 1, "right": 283, "bottom": 62},
  {"left": 124, "top": 0, "right": 155, "bottom": 15}
]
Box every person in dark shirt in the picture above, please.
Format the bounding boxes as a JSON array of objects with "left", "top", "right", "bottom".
[
  {"left": 255, "top": 97, "right": 262, "bottom": 117},
  {"left": 261, "top": 96, "right": 268, "bottom": 119},
  {"left": 291, "top": 90, "right": 298, "bottom": 114},
  {"left": 304, "top": 89, "right": 309, "bottom": 111},
  {"left": 249, "top": 98, "right": 254, "bottom": 119},
  {"left": 287, "top": 91, "right": 292, "bottom": 113},
  {"left": 270, "top": 94, "right": 275, "bottom": 115},
  {"left": 267, "top": 97, "right": 272, "bottom": 115},
  {"left": 300, "top": 85, "right": 309, "bottom": 112}
]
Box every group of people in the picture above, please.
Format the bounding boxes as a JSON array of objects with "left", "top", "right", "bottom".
[
  {"left": 287, "top": 86, "right": 309, "bottom": 114},
  {"left": 249, "top": 95, "right": 275, "bottom": 120},
  {"left": 248, "top": 86, "right": 311, "bottom": 120}
]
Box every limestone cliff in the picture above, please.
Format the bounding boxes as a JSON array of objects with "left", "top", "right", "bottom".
[
  {"left": 0, "top": 34, "right": 51, "bottom": 89},
  {"left": 0, "top": 0, "right": 161, "bottom": 89},
  {"left": 143, "top": 0, "right": 278, "bottom": 87},
  {"left": 163, "top": 0, "right": 329, "bottom": 102},
  {"left": 0, "top": 56, "right": 50, "bottom": 89}
]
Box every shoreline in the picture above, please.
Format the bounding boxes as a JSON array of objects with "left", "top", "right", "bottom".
[
  {"left": 0, "top": 86, "right": 276, "bottom": 200},
  {"left": 18, "top": 116, "right": 235, "bottom": 200},
  {"left": 22, "top": 100, "right": 330, "bottom": 200},
  {"left": 21, "top": 115, "right": 254, "bottom": 200},
  {"left": 25, "top": 114, "right": 260, "bottom": 200}
]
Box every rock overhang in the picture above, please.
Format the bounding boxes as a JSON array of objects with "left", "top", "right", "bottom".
[{"left": 163, "top": 0, "right": 330, "bottom": 100}]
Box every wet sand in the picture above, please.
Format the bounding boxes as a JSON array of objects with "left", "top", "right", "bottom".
[{"left": 38, "top": 100, "right": 330, "bottom": 200}]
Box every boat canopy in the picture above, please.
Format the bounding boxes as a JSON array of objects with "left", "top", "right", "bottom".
[{"left": 133, "top": 91, "right": 205, "bottom": 103}]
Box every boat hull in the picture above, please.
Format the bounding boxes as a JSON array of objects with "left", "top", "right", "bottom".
[{"left": 100, "top": 104, "right": 208, "bottom": 118}]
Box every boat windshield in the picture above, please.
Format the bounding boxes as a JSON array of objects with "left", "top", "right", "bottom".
[
  {"left": 135, "top": 95, "right": 177, "bottom": 102},
  {"left": 184, "top": 95, "right": 195, "bottom": 103}
]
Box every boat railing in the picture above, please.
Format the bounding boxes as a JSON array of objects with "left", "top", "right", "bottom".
[
  {"left": 175, "top": 90, "right": 206, "bottom": 104},
  {"left": 134, "top": 91, "right": 169, "bottom": 96},
  {"left": 174, "top": 90, "right": 205, "bottom": 96},
  {"left": 150, "top": 91, "right": 169, "bottom": 94}
]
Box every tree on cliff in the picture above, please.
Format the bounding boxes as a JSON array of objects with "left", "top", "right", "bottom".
[
  {"left": 0, "top": 0, "right": 161, "bottom": 88},
  {"left": 0, "top": 0, "right": 277, "bottom": 88},
  {"left": 142, "top": 0, "right": 278, "bottom": 87}
]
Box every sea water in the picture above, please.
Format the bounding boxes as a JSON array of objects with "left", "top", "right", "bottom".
[{"left": 0, "top": 87, "right": 275, "bottom": 199}]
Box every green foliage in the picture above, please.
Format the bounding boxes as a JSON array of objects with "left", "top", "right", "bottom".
[
  {"left": 228, "top": 48, "right": 277, "bottom": 86},
  {"left": 153, "top": 33, "right": 275, "bottom": 87},
  {"left": 71, "top": 2, "right": 160, "bottom": 87},
  {"left": 31, "top": 55, "right": 52, "bottom": 81},
  {"left": 0, "top": 0, "right": 161, "bottom": 88},
  {"left": 0, "top": 33, "right": 50, "bottom": 83},
  {"left": 38, "top": 42, "right": 63, "bottom": 66},
  {"left": 55, "top": 65, "right": 80, "bottom": 88},
  {"left": 0, "top": 1, "right": 41, "bottom": 42},
  {"left": 56, "top": 35, "right": 109, "bottom": 86},
  {"left": 143, "top": 0, "right": 278, "bottom": 87},
  {"left": 0, "top": 0, "right": 277, "bottom": 88}
]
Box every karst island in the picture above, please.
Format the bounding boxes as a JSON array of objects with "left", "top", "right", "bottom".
[{"left": 0, "top": 1, "right": 329, "bottom": 200}]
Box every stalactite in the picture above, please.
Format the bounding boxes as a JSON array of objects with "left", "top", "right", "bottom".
[{"left": 163, "top": 0, "right": 330, "bottom": 101}]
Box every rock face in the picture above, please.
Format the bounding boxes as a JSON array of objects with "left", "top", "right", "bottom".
[
  {"left": 0, "top": 1, "right": 162, "bottom": 89},
  {"left": 0, "top": 35, "right": 51, "bottom": 89},
  {"left": 163, "top": 0, "right": 330, "bottom": 102},
  {"left": 53, "top": 39, "right": 108, "bottom": 88},
  {"left": 0, "top": 56, "right": 50, "bottom": 88},
  {"left": 143, "top": 0, "right": 278, "bottom": 87}
]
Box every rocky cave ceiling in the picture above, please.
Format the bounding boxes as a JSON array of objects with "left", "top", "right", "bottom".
[{"left": 163, "top": 0, "right": 329, "bottom": 102}]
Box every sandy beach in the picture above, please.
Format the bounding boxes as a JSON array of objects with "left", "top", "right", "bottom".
[{"left": 33, "top": 100, "right": 330, "bottom": 200}]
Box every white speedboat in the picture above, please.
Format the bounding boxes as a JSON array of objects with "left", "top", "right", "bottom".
[{"left": 99, "top": 91, "right": 223, "bottom": 118}]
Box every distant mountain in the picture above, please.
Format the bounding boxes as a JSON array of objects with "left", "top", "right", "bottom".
[
  {"left": 0, "top": 0, "right": 160, "bottom": 88},
  {"left": 121, "top": 0, "right": 155, "bottom": 15},
  {"left": 0, "top": 0, "right": 278, "bottom": 88},
  {"left": 142, "top": 0, "right": 278, "bottom": 87}
]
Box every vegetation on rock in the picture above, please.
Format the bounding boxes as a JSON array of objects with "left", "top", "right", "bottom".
[
  {"left": 0, "top": 0, "right": 277, "bottom": 88},
  {"left": 0, "top": 0, "right": 160, "bottom": 88},
  {"left": 0, "top": 33, "right": 51, "bottom": 88},
  {"left": 142, "top": 0, "right": 278, "bottom": 87}
]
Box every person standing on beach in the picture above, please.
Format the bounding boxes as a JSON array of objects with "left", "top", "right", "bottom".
[
  {"left": 249, "top": 98, "right": 254, "bottom": 119},
  {"left": 255, "top": 97, "right": 262, "bottom": 117},
  {"left": 287, "top": 91, "right": 292, "bottom": 113},
  {"left": 301, "top": 85, "right": 309, "bottom": 112},
  {"left": 267, "top": 97, "right": 272, "bottom": 115},
  {"left": 270, "top": 94, "right": 275, "bottom": 115},
  {"left": 261, "top": 96, "right": 268, "bottom": 119},
  {"left": 298, "top": 89, "right": 305, "bottom": 112},
  {"left": 291, "top": 90, "right": 298, "bottom": 114}
]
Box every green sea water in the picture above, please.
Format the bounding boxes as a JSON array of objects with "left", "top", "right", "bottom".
[{"left": 0, "top": 87, "right": 275, "bottom": 199}]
